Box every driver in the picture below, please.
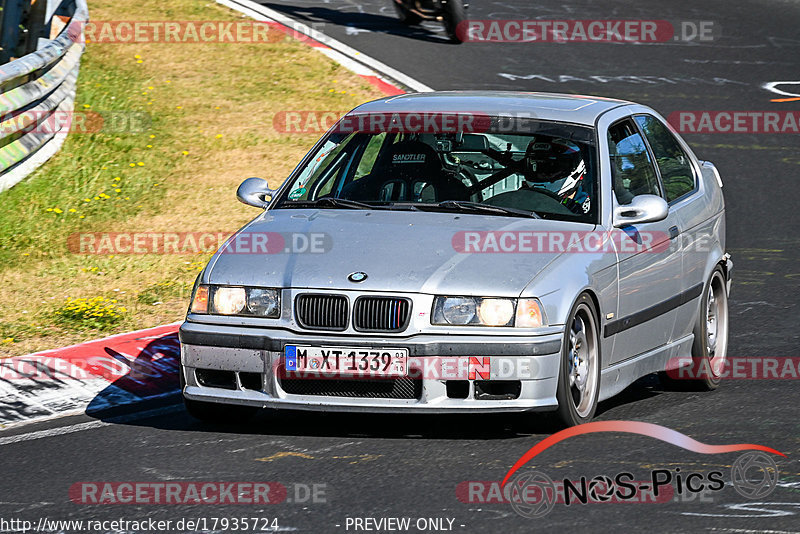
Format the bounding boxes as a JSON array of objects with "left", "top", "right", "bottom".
[{"left": 522, "top": 138, "right": 591, "bottom": 215}]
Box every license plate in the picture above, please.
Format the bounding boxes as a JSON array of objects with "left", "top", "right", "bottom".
[{"left": 284, "top": 346, "right": 408, "bottom": 377}]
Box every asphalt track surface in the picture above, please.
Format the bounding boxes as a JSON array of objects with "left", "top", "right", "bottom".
[{"left": 2, "top": 1, "right": 800, "bottom": 532}]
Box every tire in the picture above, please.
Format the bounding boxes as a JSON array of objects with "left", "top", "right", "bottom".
[
  {"left": 394, "top": 1, "right": 422, "bottom": 25},
  {"left": 442, "top": 0, "right": 467, "bottom": 43},
  {"left": 180, "top": 364, "right": 258, "bottom": 423},
  {"left": 662, "top": 267, "right": 728, "bottom": 391},
  {"left": 554, "top": 293, "right": 601, "bottom": 427}
]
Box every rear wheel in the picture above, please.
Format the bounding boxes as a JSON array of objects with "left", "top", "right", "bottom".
[
  {"left": 180, "top": 364, "right": 258, "bottom": 423},
  {"left": 554, "top": 294, "right": 601, "bottom": 427},
  {"left": 442, "top": 0, "right": 467, "bottom": 42},
  {"left": 663, "top": 267, "right": 728, "bottom": 391},
  {"left": 394, "top": 1, "right": 422, "bottom": 25}
]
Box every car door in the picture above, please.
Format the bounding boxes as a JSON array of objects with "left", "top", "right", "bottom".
[
  {"left": 605, "top": 118, "right": 683, "bottom": 364},
  {"left": 634, "top": 114, "right": 705, "bottom": 342}
]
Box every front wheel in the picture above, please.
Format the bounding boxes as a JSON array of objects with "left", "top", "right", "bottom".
[
  {"left": 442, "top": 0, "right": 467, "bottom": 43},
  {"left": 554, "top": 294, "right": 601, "bottom": 427}
]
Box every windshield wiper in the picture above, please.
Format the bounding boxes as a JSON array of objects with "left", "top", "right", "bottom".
[
  {"left": 286, "top": 198, "right": 387, "bottom": 210},
  {"left": 434, "top": 200, "right": 541, "bottom": 219}
]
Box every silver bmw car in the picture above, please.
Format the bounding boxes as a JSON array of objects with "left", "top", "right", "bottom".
[{"left": 180, "top": 91, "right": 732, "bottom": 427}]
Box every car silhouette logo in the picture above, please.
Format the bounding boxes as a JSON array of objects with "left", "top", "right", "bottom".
[{"left": 348, "top": 272, "right": 368, "bottom": 283}]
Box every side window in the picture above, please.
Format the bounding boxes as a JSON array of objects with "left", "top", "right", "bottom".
[
  {"left": 635, "top": 115, "right": 696, "bottom": 202},
  {"left": 607, "top": 119, "right": 661, "bottom": 205}
]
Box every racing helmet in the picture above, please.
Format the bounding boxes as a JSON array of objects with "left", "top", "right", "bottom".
[{"left": 523, "top": 138, "right": 586, "bottom": 198}]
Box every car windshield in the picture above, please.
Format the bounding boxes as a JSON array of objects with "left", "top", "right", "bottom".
[{"left": 274, "top": 119, "right": 598, "bottom": 223}]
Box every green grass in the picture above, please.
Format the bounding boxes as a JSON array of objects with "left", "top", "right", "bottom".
[{"left": 0, "top": 54, "right": 170, "bottom": 267}]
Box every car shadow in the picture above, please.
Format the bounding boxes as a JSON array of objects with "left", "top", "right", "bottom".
[
  {"left": 595, "top": 374, "right": 665, "bottom": 418},
  {"left": 84, "top": 331, "right": 182, "bottom": 419},
  {"left": 260, "top": 2, "right": 454, "bottom": 44}
]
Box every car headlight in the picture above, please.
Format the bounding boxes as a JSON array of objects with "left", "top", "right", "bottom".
[
  {"left": 432, "top": 296, "right": 546, "bottom": 327},
  {"left": 442, "top": 297, "right": 477, "bottom": 325},
  {"left": 477, "top": 298, "right": 515, "bottom": 326},
  {"left": 213, "top": 287, "right": 246, "bottom": 315},
  {"left": 246, "top": 288, "right": 279, "bottom": 316},
  {"left": 190, "top": 285, "right": 280, "bottom": 318}
]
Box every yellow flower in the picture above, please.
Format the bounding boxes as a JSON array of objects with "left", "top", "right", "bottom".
[
  {"left": 176, "top": 106, "right": 183, "bottom": 110},
  {"left": 84, "top": 198, "right": 91, "bottom": 202},
  {"left": 124, "top": 197, "right": 130, "bottom": 200},
  {"left": 146, "top": 144, "right": 153, "bottom": 148},
  {"left": 328, "top": 89, "right": 335, "bottom": 92},
  {"left": 149, "top": 134, "right": 156, "bottom": 139},
  {"left": 215, "top": 134, "right": 223, "bottom": 139},
  {"left": 114, "top": 177, "right": 121, "bottom": 181},
  {"left": 129, "top": 163, "right": 136, "bottom": 167},
  {"left": 134, "top": 54, "right": 141, "bottom": 59},
  {"left": 83, "top": 104, "right": 91, "bottom": 108},
  {"left": 68, "top": 208, "right": 77, "bottom": 213},
  {"left": 93, "top": 196, "right": 100, "bottom": 200},
  {"left": 53, "top": 208, "right": 63, "bottom": 214},
  {"left": 165, "top": 80, "right": 171, "bottom": 84},
  {"left": 1, "top": 338, "right": 13, "bottom": 344},
  {"left": 79, "top": 215, "right": 85, "bottom": 219},
  {"left": 136, "top": 60, "right": 143, "bottom": 64},
  {"left": 115, "top": 189, "right": 121, "bottom": 193},
  {"left": 137, "top": 162, "right": 144, "bottom": 166},
  {"left": 182, "top": 150, "right": 189, "bottom": 156},
  {"left": 147, "top": 86, "right": 154, "bottom": 90},
  {"left": 46, "top": 208, "right": 53, "bottom": 212}
]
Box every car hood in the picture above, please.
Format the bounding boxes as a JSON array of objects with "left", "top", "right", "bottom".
[{"left": 205, "top": 209, "right": 591, "bottom": 297}]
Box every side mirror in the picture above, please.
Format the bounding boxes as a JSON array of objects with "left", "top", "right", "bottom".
[
  {"left": 236, "top": 177, "right": 275, "bottom": 209},
  {"left": 613, "top": 194, "right": 669, "bottom": 227}
]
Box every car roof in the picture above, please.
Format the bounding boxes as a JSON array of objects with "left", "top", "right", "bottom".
[{"left": 349, "top": 91, "right": 634, "bottom": 127}]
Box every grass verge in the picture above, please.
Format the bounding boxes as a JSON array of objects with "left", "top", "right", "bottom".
[{"left": 0, "top": 0, "right": 386, "bottom": 356}]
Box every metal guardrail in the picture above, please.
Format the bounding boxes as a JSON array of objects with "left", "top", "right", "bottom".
[{"left": 0, "top": 0, "right": 88, "bottom": 192}]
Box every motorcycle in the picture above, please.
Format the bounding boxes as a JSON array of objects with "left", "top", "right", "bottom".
[{"left": 392, "top": 0, "right": 468, "bottom": 43}]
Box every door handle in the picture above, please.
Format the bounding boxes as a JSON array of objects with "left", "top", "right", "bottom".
[{"left": 669, "top": 226, "right": 679, "bottom": 240}]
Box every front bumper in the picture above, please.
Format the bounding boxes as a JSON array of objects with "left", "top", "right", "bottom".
[{"left": 179, "top": 321, "right": 563, "bottom": 413}]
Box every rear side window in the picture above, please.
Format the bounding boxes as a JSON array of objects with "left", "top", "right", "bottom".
[
  {"left": 635, "top": 115, "right": 696, "bottom": 202},
  {"left": 607, "top": 119, "right": 661, "bottom": 205}
]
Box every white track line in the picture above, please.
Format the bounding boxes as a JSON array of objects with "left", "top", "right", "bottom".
[
  {"left": 0, "top": 404, "right": 182, "bottom": 446},
  {"left": 216, "top": 0, "right": 434, "bottom": 93}
]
